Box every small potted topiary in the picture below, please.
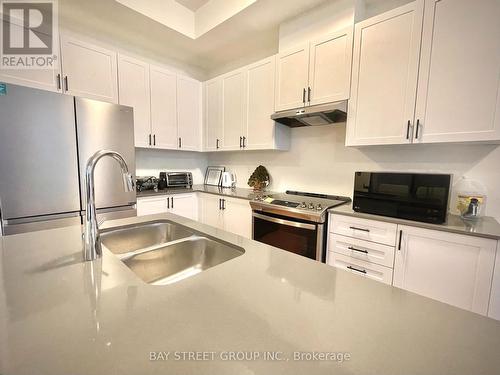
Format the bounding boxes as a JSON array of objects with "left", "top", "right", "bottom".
[{"left": 248, "top": 165, "right": 270, "bottom": 191}]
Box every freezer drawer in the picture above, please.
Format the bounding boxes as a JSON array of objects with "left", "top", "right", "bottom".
[
  {"left": 75, "top": 98, "right": 136, "bottom": 209},
  {"left": 0, "top": 84, "right": 81, "bottom": 219}
]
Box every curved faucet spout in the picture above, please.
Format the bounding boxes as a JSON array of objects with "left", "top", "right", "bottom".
[{"left": 84, "top": 150, "right": 134, "bottom": 261}]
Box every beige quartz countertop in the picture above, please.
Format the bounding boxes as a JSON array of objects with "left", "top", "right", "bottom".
[
  {"left": 329, "top": 204, "right": 500, "bottom": 240},
  {"left": 1, "top": 213, "right": 499, "bottom": 375},
  {"left": 137, "top": 184, "right": 270, "bottom": 201}
]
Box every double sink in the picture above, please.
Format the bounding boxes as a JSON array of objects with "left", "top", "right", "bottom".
[{"left": 100, "top": 220, "right": 244, "bottom": 285}]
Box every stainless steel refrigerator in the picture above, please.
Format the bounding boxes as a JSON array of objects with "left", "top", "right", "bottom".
[{"left": 0, "top": 84, "right": 136, "bottom": 235}]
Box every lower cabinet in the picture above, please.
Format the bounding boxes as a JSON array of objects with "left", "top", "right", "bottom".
[
  {"left": 394, "top": 225, "right": 497, "bottom": 315},
  {"left": 136, "top": 193, "right": 198, "bottom": 220},
  {"left": 198, "top": 194, "right": 252, "bottom": 239},
  {"left": 328, "top": 213, "right": 499, "bottom": 318}
]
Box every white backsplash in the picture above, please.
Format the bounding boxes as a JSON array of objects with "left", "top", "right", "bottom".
[
  {"left": 207, "top": 125, "right": 500, "bottom": 221},
  {"left": 135, "top": 148, "right": 208, "bottom": 184}
]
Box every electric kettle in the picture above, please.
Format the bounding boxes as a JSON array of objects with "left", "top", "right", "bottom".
[{"left": 221, "top": 172, "right": 236, "bottom": 188}]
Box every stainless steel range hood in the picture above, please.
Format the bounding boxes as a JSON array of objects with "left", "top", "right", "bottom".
[{"left": 271, "top": 101, "right": 347, "bottom": 127}]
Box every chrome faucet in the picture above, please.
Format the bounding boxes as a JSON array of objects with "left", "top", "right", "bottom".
[{"left": 84, "top": 150, "right": 134, "bottom": 261}]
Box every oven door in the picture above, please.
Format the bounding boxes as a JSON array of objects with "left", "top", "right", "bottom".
[{"left": 252, "top": 212, "right": 324, "bottom": 261}]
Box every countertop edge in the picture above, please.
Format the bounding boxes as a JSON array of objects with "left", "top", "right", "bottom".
[{"left": 328, "top": 206, "right": 500, "bottom": 241}]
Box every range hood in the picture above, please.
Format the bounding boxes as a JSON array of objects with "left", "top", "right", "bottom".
[{"left": 271, "top": 101, "right": 347, "bottom": 127}]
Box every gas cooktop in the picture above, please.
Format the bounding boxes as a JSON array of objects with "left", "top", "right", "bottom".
[{"left": 250, "top": 190, "right": 351, "bottom": 223}]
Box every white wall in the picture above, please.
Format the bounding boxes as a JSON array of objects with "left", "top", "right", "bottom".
[
  {"left": 135, "top": 148, "right": 208, "bottom": 184},
  {"left": 207, "top": 125, "right": 500, "bottom": 221}
]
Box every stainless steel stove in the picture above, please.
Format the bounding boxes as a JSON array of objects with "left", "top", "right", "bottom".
[{"left": 250, "top": 191, "right": 351, "bottom": 262}]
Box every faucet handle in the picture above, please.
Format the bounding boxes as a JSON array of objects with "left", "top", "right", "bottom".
[{"left": 123, "top": 172, "right": 135, "bottom": 192}]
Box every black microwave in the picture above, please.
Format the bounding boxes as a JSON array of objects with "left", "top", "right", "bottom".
[{"left": 353, "top": 172, "right": 451, "bottom": 224}]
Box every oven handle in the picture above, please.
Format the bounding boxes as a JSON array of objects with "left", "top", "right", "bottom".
[{"left": 252, "top": 212, "right": 316, "bottom": 231}]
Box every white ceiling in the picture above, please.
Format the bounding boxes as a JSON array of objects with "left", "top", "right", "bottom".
[
  {"left": 59, "top": 0, "right": 333, "bottom": 78},
  {"left": 175, "top": 0, "right": 210, "bottom": 12}
]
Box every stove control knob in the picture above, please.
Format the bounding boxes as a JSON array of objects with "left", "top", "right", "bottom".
[
  {"left": 300, "top": 202, "right": 307, "bottom": 209},
  {"left": 316, "top": 204, "right": 323, "bottom": 211},
  {"left": 308, "top": 203, "right": 315, "bottom": 210}
]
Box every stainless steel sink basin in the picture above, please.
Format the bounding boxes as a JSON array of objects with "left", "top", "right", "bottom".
[
  {"left": 101, "top": 220, "right": 194, "bottom": 254},
  {"left": 121, "top": 236, "right": 244, "bottom": 285}
]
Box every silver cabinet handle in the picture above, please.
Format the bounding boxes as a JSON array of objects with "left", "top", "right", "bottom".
[{"left": 253, "top": 212, "right": 316, "bottom": 230}]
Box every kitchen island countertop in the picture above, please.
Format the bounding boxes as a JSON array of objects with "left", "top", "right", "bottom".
[{"left": 1, "top": 213, "right": 499, "bottom": 375}]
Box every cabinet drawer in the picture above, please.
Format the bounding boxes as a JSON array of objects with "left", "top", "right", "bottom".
[
  {"left": 328, "top": 252, "right": 393, "bottom": 285},
  {"left": 328, "top": 234, "right": 395, "bottom": 268},
  {"left": 330, "top": 214, "right": 397, "bottom": 246}
]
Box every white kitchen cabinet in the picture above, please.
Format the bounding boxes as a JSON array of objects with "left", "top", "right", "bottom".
[
  {"left": 136, "top": 196, "right": 168, "bottom": 216},
  {"left": 394, "top": 225, "right": 497, "bottom": 315},
  {"left": 204, "top": 78, "right": 223, "bottom": 151},
  {"left": 198, "top": 193, "right": 224, "bottom": 229},
  {"left": 346, "top": 1, "right": 424, "bottom": 146},
  {"left": 328, "top": 252, "right": 394, "bottom": 285},
  {"left": 177, "top": 76, "right": 201, "bottom": 151},
  {"left": 137, "top": 193, "right": 197, "bottom": 220},
  {"left": 330, "top": 214, "right": 398, "bottom": 247},
  {"left": 223, "top": 197, "right": 252, "bottom": 239},
  {"left": 118, "top": 55, "right": 151, "bottom": 148},
  {"left": 414, "top": 0, "right": 500, "bottom": 143},
  {"left": 0, "top": 19, "right": 62, "bottom": 93},
  {"left": 60, "top": 35, "right": 118, "bottom": 103},
  {"left": 169, "top": 193, "right": 198, "bottom": 220},
  {"left": 308, "top": 27, "right": 353, "bottom": 106},
  {"left": 245, "top": 56, "right": 290, "bottom": 151},
  {"left": 275, "top": 43, "right": 310, "bottom": 111},
  {"left": 488, "top": 242, "right": 500, "bottom": 320},
  {"left": 150, "top": 65, "right": 178, "bottom": 149},
  {"left": 198, "top": 194, "right": 252, "bottom": 238},
  {"left": 222, "top": 69, "right": 247, "bottom": 150}
]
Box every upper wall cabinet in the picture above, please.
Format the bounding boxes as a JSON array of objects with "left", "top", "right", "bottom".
[
  {"left": 118, "top": 56, "right": 202, "bottom": 151},
  {"left": 149, "top": 65, "right": 178, "bottom": 149},
  {"left": 177, "top": 76, "right": 202, "bottom": 151},
  {"left": 245, "top": 57, "right": 289, "bottom": 150},
  {"left": 204, "top": 78, "right": 223, "bottom": 151},
  {"left": 0, "top": 20, "right": 62, "bottom": 92},
  {"left": 275, "top": 27, "right": 354, "bottom": 112},
  {"left": 118, "top": 55, "right": 151, "bottom": 148},
  {"left": 346, "top": 0, "right": 500, "bottom": 146},
  {"left": 204, "top": 56, "right": 289, "bottom": 152},
  {"left": 346, "top": 1, "right": 424, "bottom": 146},
  {"left": 308, "top": 28, "right": 353, "bottom": 106},
  {"left": 60, "top": 35, "right": 118, "bottom": 103},
  {"left": 221, "top": 69, "right": 247, "bottom": 150},
  {"left": 414, "top": 0, "right": 500, "bottom": 143}
]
